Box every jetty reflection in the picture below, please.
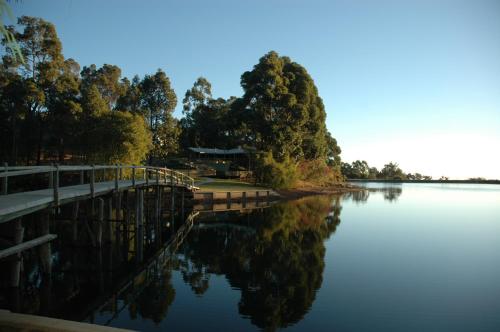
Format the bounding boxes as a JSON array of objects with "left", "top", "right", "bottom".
[{"left": 0, "top": 195, "right": 344, "bottom": 331}]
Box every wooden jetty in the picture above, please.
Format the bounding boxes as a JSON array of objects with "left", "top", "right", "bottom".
[
  {"left": 0, "top": 164, "right": 195, "bottom": 223},
  {"left": 0, "top": 164, "right": 197, "bottom": 289},
  {"left": 0, "top": 309, "right": 133, "bottom": 332}
]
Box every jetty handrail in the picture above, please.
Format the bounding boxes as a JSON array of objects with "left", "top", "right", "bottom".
[{"left": 0, "top": 164, "right": 195, "bottom": 200}]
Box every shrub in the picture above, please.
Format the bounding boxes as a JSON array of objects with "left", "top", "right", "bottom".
[
  {"left": 297, "top": 159, "right": 344, "bottom": 186},
  {"left": 254, "top": 152, "right": 298, "bottom": 189}
]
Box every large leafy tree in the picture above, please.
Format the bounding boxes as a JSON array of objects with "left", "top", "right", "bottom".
[{"left": 239, "top": 51, "right": 331, "bottom": 161}]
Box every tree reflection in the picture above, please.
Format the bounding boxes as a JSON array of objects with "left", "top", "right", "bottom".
[
  {"left": 343, "top": 190, "right": 370, "bottom": 203},
  {"left": 178, "top": 195, "right": 342, "bottom": 331},
  {"left": 380, "top": 187, "right": 402, "bottom": 202},
  {"left": 129, "top": 270, "right": 176, "bottom": 325},
  {"left": 343, "top": 187, "right": 403, "bottom": 203}
]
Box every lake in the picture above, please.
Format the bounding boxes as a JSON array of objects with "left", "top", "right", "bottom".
[{"left": 2, "top": 183, "right": 500, "bottom": 331}]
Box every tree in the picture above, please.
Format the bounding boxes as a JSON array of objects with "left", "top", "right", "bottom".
[
  {"left": 240, "top": 51, "right": 330, "bottom": 161},
  {"left": 116, "top": 75, "right": 142, "bottom": 113},
  {"left": 181, "top": 77, "right": 238, "bottom": 149},
  {"left": 79, "top": 67, "right": 152, "bottom": 164},
  {"left": 368, "top": 166, "right": 379, "bottom": 179},
  {"left": 151, "top": 114, "right": 181, "bottom": 160},
  {"left": 140, "top": 69, "right": 177, "bottom": 162},
  {"left": 2, "top": 16, "right": 64, "bottom": 164},
  {"left": 182, "top": 76, "right": 212, "bottom": 124},
  {"left": 325, "top": 132, "right": 341, "bottom": 166},
  {"left": 380, "top": 162, "right": 406, "bottom": 180},
  {"left": 351, "top": 160, "right": 370, "bottom": 179},
  {"left": 46, "top": 58, "right": 82, "bottom": 161}
]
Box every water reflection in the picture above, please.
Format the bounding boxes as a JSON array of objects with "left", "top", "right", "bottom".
[
  {"left": 129, "top": 270, "right": 176, "bottom": 324},
  {"left": 176, "top": 195, "right": 342, "bottom": 330},
  {"left": 344, "top": 185, "right": 402, "bottom": 203},
  {"left": 1, "top": 195, "right": 344, "bottom": 330}
]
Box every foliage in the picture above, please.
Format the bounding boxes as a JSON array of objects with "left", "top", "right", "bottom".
[
  {"left": 297, "top": 159, "right": 344, "bottom": 185},
  {"left": 341, "top": 160, "right": 432, "bottom": 180},
  {"left": 0, "top": 0, "right": 23, "bottom": 63},
  {"left": 379, "top": 162, "right": 407, "bottom": 180},
  {"left": 150, "top": 114, "right": 181, "bottom": 160},
  {"left": 239, "top": 51, "right": 330, "bottom": 161},
  {"left": 180, "top": 77, "right": 239, "bottom": 149},
  {"left": 84, "top": 112, "right": 152, "bottom": 164},
  {"left": 0, "top": 16, "right": 181, "bottom": 165},
  {"left": 1, "top": 18, "right": 343, "bottom": 170},
  {"left": 254, "top": 151, "right": 297, "bottom": 189}
]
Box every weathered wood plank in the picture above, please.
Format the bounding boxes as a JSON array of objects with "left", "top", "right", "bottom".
[
  {"left": 0, "top": 309, "right": 133, "bottom": 332},
  {"left": 0, "top": 234, "right": 57, "bottom": 259},
  {"left": 0, "top": 164, "right": 196, "bottom": 224}
]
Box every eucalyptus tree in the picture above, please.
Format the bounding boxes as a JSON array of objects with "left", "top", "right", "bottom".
[
  {"left": 240, "top": 51, "right": 330, "bottom": 161},
  {"left": 1, "top": 16, "right": 64, "bottom": 163},
  {"left": 80, "top": 63, "right": 126, "bottom": 109},
  {"left": 181, "top": 77, "right": 237, "bottom": 148},
  {"left": 139, "top": 69, "right": 177, "bottom": 161},
  {"left": 45, "top": 58, "right": 82, "bottom": 161},
  {"left": 116, "top": 75, "right": 143, "bottom": 114}
]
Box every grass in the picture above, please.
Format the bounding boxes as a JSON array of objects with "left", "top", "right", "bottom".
[{"left": 196, "top": 178, "right": 269, "bottom": 192}]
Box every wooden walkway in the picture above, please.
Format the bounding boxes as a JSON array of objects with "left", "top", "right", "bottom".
[
  {"left": 0, "top": 309, "right": 133, "bottom": 332},
  {"left": 0, "top": 165, "right": 196, "bottom": 224},
  {"left": 0, "top": 179, "right": 191, "bottom": 223}
]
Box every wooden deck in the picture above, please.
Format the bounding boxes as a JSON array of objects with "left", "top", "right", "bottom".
[
  {"left": 0, "top": 165, "right": 198, "bottom": 224},
  {"left": 0, "top": 309, "right": 133, "bottom": 332},
  {"left": 0, "top": 179, "right": 193, "bottom": 224}
]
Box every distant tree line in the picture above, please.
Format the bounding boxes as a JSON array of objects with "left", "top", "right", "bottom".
[
  {"left": 1, "top": 16, "right": 343, "bottom": 188},
  {"left": 341, "top": 160, "right": 432, "bottom": 180}
]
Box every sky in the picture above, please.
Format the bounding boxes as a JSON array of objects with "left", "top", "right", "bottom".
[{"left": 8, "top": 0, "right": 500, "bottom": 179}]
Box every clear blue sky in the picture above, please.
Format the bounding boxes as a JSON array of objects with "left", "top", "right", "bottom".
[{"left": 9, "top": 0, "right": 500, "bottom": 179}]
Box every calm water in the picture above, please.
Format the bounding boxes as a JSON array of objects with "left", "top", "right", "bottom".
[{"left": 2, "top": 183, "right": 500, "bottom": 331}]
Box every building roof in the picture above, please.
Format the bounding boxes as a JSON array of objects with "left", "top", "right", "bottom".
[{"left": 188, "top": 147, "right": 251, "bottom": 155}]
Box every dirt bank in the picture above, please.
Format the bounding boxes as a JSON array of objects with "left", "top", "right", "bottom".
[{"left": 276, "top": 183, "right": 364, "bottom": 200}]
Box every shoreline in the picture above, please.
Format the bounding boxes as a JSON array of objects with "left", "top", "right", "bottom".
[
  {"left": 192, "top": 183, "right": 364, "bottom": 206},
  {"left": 348, "top": 179, "right": 500, "bottom": 185},
  {"left": 276, "top": 183, "right": 364, "bottom": 201}
]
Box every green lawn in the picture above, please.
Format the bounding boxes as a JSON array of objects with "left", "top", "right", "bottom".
[{"left": 196, "top": 178, "right": 269, "bottom": 192}]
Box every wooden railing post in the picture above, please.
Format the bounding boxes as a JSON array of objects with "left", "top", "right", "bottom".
[
  {"left": 114, "top": 164, "right": 119, "bottom": 191},
  {"left": 49, "top": 164, "right": 54, "bottom": 189},
  {"left": 53, "top": 164, "right": 59, "bottom": 207},
  {"left": 119, "top": 164, "right": 123, "bottom": 180},
  {"left": 80, "top": 169, "right": 84, "bottom": 185},
  {"left": 90, "top": 165, "right": 95, "bottom": 199},
  {"left": 145, "top": 168, "right": 149, "bottom": 186},
  {"left": 2, "top": 162, "right": 7, "bottom": 195},
  {"left": 156, "top": 169, "right": 159, "bottom": 185},
  {"left": 132, "top": 167, "right": 136, "bottom": 186},
  {"left": 170, "top": 169, "right": 174, "bottom": 185}
]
